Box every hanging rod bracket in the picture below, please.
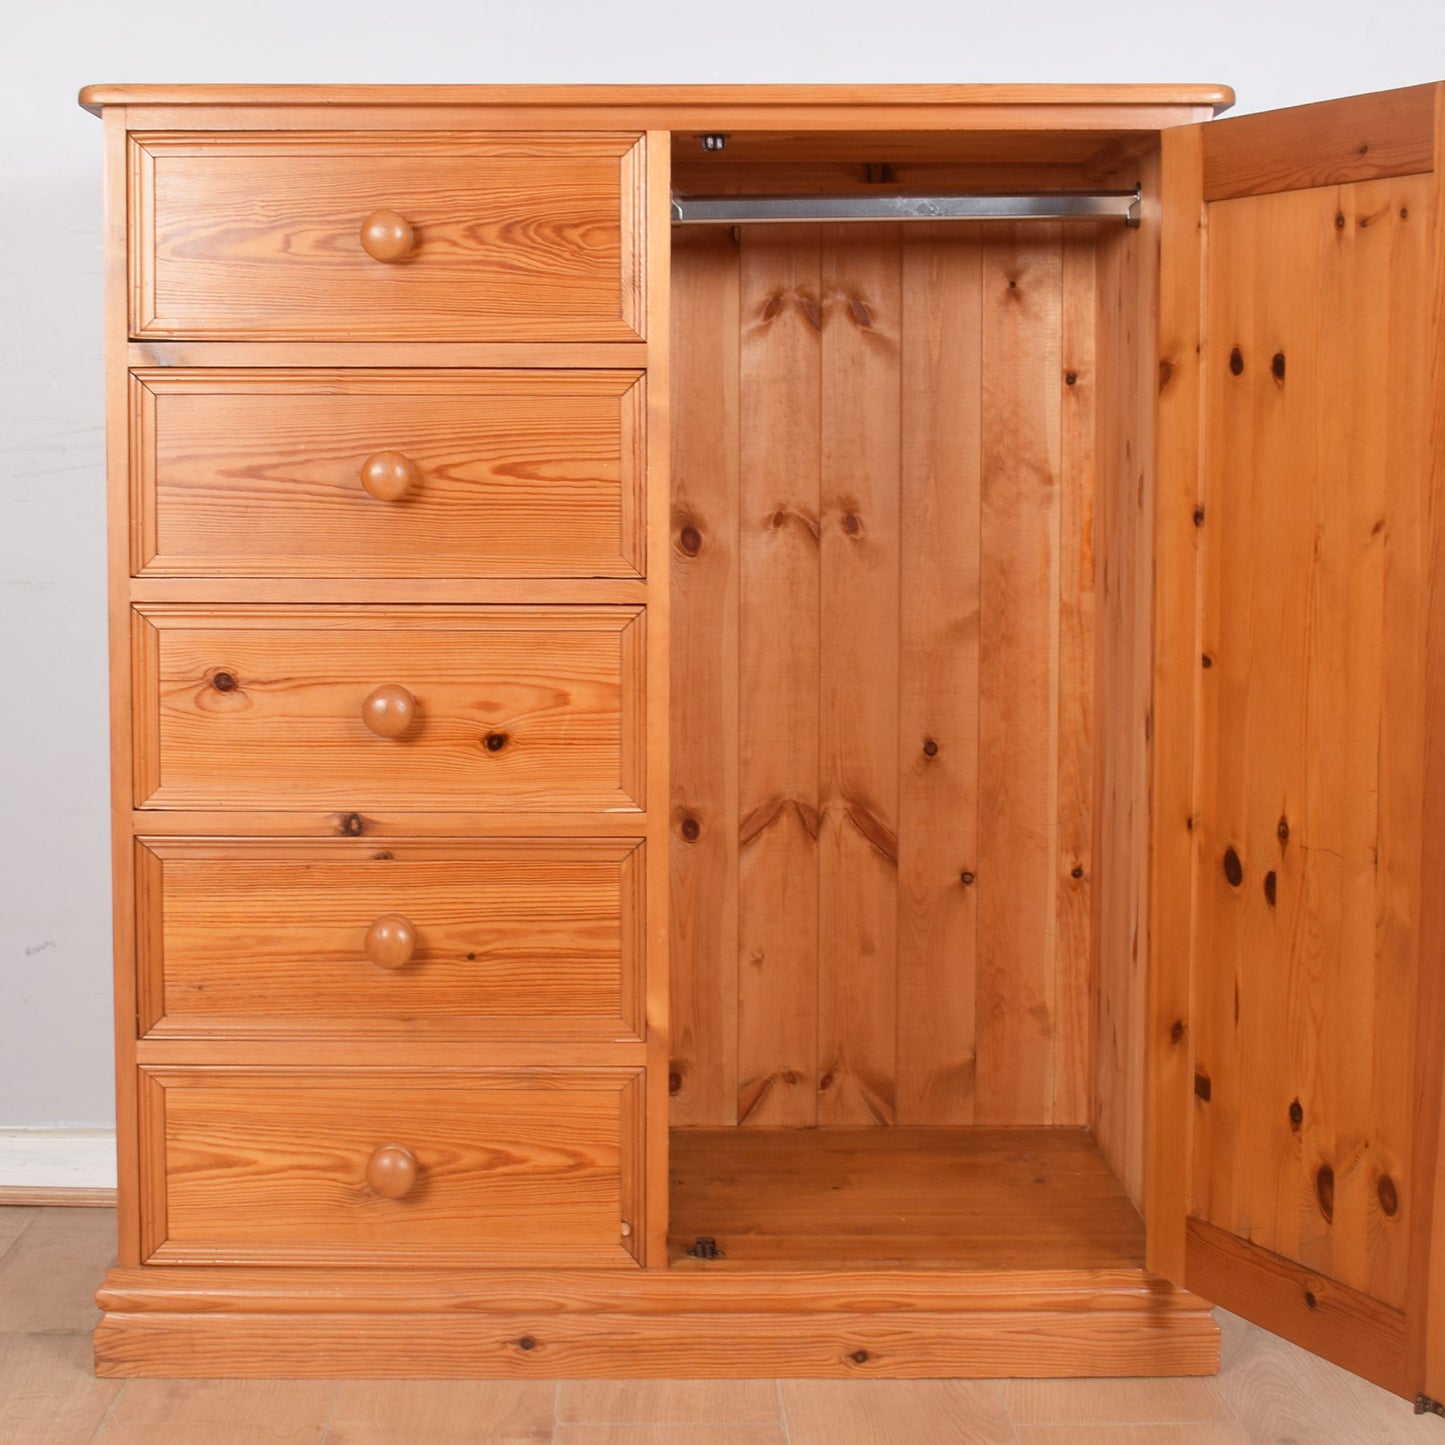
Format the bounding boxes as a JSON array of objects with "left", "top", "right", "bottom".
[{"left": 670, "top": 188, "right": 1143, "bottom": 228}]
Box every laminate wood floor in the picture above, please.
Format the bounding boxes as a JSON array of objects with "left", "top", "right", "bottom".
[{"left": 1, "top": 1206, "right": 1439, "bottom": 1443}]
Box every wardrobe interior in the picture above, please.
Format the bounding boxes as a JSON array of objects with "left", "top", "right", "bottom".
[{"left": 667, "top": 127, "right": 1163, "bottom": 1270}]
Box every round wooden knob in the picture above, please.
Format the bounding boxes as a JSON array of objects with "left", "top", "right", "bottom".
[
  {"left": 365, "top": 1142, "right": 418, "bottom": 1199},
  {"left": 360, "top": 451, "right": 419, "bottom": 502},
  {"left": 360, "top": 209, "right": 414, "bottom": 263},
  {"left": 365, "top": 914, "right": 417, "bottom": 970},
  {"left": 361, "top": 684, "right": 415, "bottom": 739}
]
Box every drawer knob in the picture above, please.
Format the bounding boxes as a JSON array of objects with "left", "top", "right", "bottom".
[
  {"left": 360, "top": 451, "right": 419, "bottom": 502},
  {"left": 365, "top": 1142, "right": 418, "bottom": 1199},
  {"left": 362, "top": 684, "right": 416, "bottom": 738},
  {"left": 360, "top": 209, "right": 415, "bottom": 263},
  {"left": 365, "top": 913, "right": 417, "bottom": 970}
]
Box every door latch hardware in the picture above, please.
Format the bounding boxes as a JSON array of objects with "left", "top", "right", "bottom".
[{"left": 687, "top": 1236, "right": 724, "bottom": 1259}]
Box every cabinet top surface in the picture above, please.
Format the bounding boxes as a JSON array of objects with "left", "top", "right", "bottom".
[{"left": 78, "top": 81, "right": 1234, "bottom": 123}]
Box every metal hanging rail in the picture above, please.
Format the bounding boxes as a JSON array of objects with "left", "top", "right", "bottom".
[{"left": 670, "top": 189, "right": 1142, "bottom": 228}]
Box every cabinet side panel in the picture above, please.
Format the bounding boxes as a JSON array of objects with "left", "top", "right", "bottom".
[{"left": 669, "top": 230, "right": 741, "bottom": 1126}]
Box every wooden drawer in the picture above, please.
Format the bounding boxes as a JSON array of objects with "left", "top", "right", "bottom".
[
  {"left": 135, "top": 839, "right": 644, "bottom": 1040},
  {"left": 131, "top": 605, "right": 643, "bottom": 812},
  {"left": 137, "top": 1067, "right": 644, "bottom": 1266},
  {"left": 131, "top": 370, "right": 645, "bottom": 579},
  {"left": 129, "top": 132, "right": 644, "bottom": 341}
]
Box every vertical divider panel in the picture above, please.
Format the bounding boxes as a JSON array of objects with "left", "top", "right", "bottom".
[
  {"left": 668, "top": 229, "right": 741, "bottom": 1127},
  {"left": 976, "top": 225, "right": 1064, "bottom": 1124},
  {"left": 818, "top": 225, "right": 901, "bottom": 1126},
  {"left": 896, "top": 225, "right": 984, "bottom": 1126},
  {"left": 736, "top": 225, "right": 823, "bottom": 1126},
  {"left": 643, "top": 130, "right": 673, "bottom": 1265}
]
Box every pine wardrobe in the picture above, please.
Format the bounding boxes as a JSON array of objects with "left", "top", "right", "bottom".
[{"left": 79, "top": 82, "right": 1445, "bottom": 1399}]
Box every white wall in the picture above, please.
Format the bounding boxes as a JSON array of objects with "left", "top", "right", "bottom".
[{"left": 3, "top": 0, "right": 1443, "bottom": 1130}]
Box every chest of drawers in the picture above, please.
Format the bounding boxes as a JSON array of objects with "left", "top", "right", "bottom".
[{"left": 83, "top": 83, "right": 1445, "bottom": 1398}]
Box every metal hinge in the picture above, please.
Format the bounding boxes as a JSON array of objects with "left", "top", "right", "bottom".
[
  {"left": 1415, "top": 1394, "right": 1445, "bottom": 1417},
  {"left": 687, "top": 1235, "right": 724, "bottom": 1260}
]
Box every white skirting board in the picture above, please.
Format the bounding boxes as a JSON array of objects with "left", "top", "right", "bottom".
[{"left": 0, "top": 1130, "right": 117, "bottom": 1194}]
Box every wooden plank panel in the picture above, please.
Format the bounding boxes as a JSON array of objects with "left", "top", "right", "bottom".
[
  {"left": 895, "top": 226, "right": 983, "bottom": 1125},
  {"left": 736, "top": 225, "right": 823, "bottom": 1125},
  {"left": 975, "top": 227, "right": 1063, "bottom": 1123},
  {"left": 1053, "top": 233, "right": 1097, "bottom": 1126},
  {"left": 1185, "top": 1217, "right": 1408, "bottom": 1397},
  {"left": 670, "top": 1127, "right": 1143, "bottom": 1271},
  {"left": 134, "top": 370, "right": 645, "bottom": 579},
  {"left": 1192, "top": 178, "right": 1432, "bottom": 1313},
  {"left": 141, "top": 1067, "right": 644, "bottom": 1268},
  {"left": 1147, "top": 126, "right": 1205, "bottom": 1280},
  {"left": 132, "top": 132, "right": 644, "bottom": 341},
  {"left": 817, "top": 225, "right": 901, "bottom": 1126},
  {"left": 137, "top": 839, "right": 644, "bottom": 1040},
  {"left": 1201, "top": 84, "right": 1436, "bottom": 201},
  {"left": 669, "top": 230, "right": 742, "bottom": 1126}
]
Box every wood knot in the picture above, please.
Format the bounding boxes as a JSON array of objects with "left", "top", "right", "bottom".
[
  {"left": 211, "top": 671, "right": 238, "bottom": 692},
  {"left": 337, "top": 813, "right": 366, "bottom": 837},
  {"left": 798, "top": 296, "right": 824, "bottom": 331},
  {"left": 1289, "top": 1098, "right": 1304, "bottom": 1131},
  {"left": 1229, "top": 347, "right": 1244, "bottom": 376},
  {"left": 1193, "top": 506, "right": 1206, "bottom": 528},
  {"left": 1064, "top": 370, "right": 1078, "bottom": 387},
  {"left": 1194, "top": 1070, "right": 1212, "bottom": 1102},
  {"left": 516, "top": 1336, "right": 537, "bottom": 1351},
  {"left": 371, "top": 850, "right": 394, "bottom": 861},
  {"left": 1223, "top": 846, "right": 1243, "bottom": 888},
  {"left": 1378, "top": 1174, "right": 1399, "bottom": 1218},
  {"left": 1316, "top": 1164, "right": 1335, "bottom": 1223},
  {"left": 1304, "top": 1289, "right": 1318, "bottom": 1310},
  {"left": 841, "top": 511, "right": 862, "bottom": 537},
  {"left": 1264, "top": 870, "right": 1277, "bottom": 908},
  {"left": 1070, "top": 865, "right": 1085, "bottom": 880},
  {"left": 1170, "top": 1019, "right": 1186, "bottom": 1045},
  {"left": 959, "top": 870, "right": 976, "bottom": 887},
  {"left": 1277, "top": 816, "right": 1290, "bottom": 844},
  {"left": 1271, "top": 352, "right": 1286, "bottom": 382},
  {"left": 678, "top": 524, "right": 703, "bottom": 556},
  {"left": 482, "top": 732, "right": 509, "bottom": 752},
  {"left": 848, "top": 297, "right": 874, "bottom": 328},
  {"left": 1158, "top": 358, "right": 1175, "bottom": 391},
  {"left": 850, "top": 1349, "right": 870, "bottom": 1364},
  {"left": 668, "top": 1070, "right": 683, "bottom": 1095},
  {"left": 1202, "top": 653, "right": 1214, "bottom": 669},
  {"left": 922, "top": 739, "right": 939, "bottom": 758},
  {"left": 1335, "top": 213, "right": 1346, "bottom": 230},
  {"left": 680, "top": 815, "right": 702, "bottom": 842}
]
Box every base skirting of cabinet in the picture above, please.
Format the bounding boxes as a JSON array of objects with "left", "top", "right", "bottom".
[
  {"left": 668, "top": 1126, "right": 1143, "bottom": 1271},
  {"left": 93, "top": 1263, "right": 1218, "bottom": 1378}
]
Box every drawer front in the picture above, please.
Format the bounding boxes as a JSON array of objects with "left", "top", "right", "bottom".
[
  {"left": 131, "top": 132, "right": 644, "bottom": 341},
  {"left": 132, "top": 370, "right": 645, "bottom": 579},
  {"left": 138, "top": 1067, "right": 644, "bottom": 1266},
  {"left": 132, "top": 605, "right": 644, "bottom": 811},
  {"left": 136, "top": 839, "right": 644, "bottom": 1040}
]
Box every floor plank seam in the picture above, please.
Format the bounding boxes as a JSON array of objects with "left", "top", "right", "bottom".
[
  {"left": 85, "top": 1374, "right": 127, "bottom": 1444},
  {"left": 315, "top": 1378, "right": 340, "bottom": 1445}
]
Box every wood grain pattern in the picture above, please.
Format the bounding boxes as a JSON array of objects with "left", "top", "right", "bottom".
[
  {"left": 1092, "top": 146, "right": 1163, "bottom": 1213},
  {"left": 736, "top": 225, "right": 823, "bottom": 1126},
  {"left": 668, "top": 230, "right": 741, "bottom": 1126},
  {"left": 895, "top": 226, "right": 982, "bottom": 1124},
  {"left": 132, "top": 370, "right": 645, "bottom": 578},
  {"left": 669, "top": 1128, "right": 1143, "bottom": 1271},
  {"left": 976, "top": 225, "right": 1064, "bottom": 1124},
  {"left": 818, "top": 226, "right": 901, "bottom": 1126},
  {"left": 1185, "top": 1218, "right": 1408, "bottom": 1397},
  {"left": 130, "top": 132, "right": 645, "bottom": 341},
  {"left": 1191, "top": 176, "right": 1430, "bottom": 1314},
  {"left": 672, "top": 223, "right": 1096, "bottom": 1129},
  {"left": 138, "top": 1067, "right": 644, "bottom": 1267},
  {"left": 132, "top": 604, "right": 643, "bottom": 812},
  {"left": 94, "top": 1306, "right": 1220, "bottom": 1379},
  {"left": 1201, "top": 83, "right": 1435, "bottom": 201},
  {"left": 135, "top": 839, "right": 644, "bottom": 1040},
  {"left": 1147, "top": 123, "right": 1205, "bottom": 1283}
]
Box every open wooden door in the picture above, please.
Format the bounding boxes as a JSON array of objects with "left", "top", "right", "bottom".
[{"left": 1150, "top": 82, "right": 1445, "bottom": 1404}]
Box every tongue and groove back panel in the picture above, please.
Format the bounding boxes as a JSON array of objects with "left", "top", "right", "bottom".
[{"left": 669, "top": 221, "right": 1105, "bottom": 1129}]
